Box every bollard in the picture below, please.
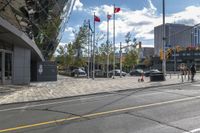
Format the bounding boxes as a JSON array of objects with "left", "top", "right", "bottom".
[
  {"left": 184, "top": 71, "right": 186, "bottom": 79},
  {"left": 178, "top": 73, "right": 179, "bottom": 79},
  {"left": 170, "top": 73, "right": 171, "bottom": 79},
  {"left": 188, "top": 71, "right": 190, "bottom": 81},
  {"left": 181, "top": 74, "right": 184, "bottom": 83}
]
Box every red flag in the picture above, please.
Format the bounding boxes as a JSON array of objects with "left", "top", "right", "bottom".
[
  {"left": 107, "top": 14, "right": 112, "bottom": 20},
  {"left": 94, "top": 15, "right": 100, "bottom": 22},
  {"left": 114, "top": 7, "right": 120, "bottom": 13}
]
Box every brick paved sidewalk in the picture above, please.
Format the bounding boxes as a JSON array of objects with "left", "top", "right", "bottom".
[{"left": 0, "top": 74, "right": 197, "bottom": 105}]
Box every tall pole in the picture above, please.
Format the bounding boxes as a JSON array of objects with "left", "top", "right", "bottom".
[
  {"left": 87, "top": 20, "right": 90, "bottom": 79},
  {"left": 120, "top": 42, "right": 122, "bottom": 78},
  {"left": 113, "top": 4, "right": 116, "bottom": 79},
  {"left": 174, "top": 46, "right": 176, "bottom": 72},
  {"left": 162, "top": 0, "right": 166, "bottom": 76},
  {"left": 93, "top": 12, "right": 96, "bottom": 80},
  {"left": 107, "top": 12, "right": 110, "bottom": 78},
  {"left": 90, "top": 29, "right": 93, "bottom": 77}
]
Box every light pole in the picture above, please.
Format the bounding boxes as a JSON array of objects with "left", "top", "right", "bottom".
[
  {"left": 87, "top": 23, "right": 90, "bottom": 79},
  {"left": 120, "top": 42, "right": 122, "bottom": 78},
  {"left": 162, "top": 0, "right": 166, "bottom": 76},
  {"left": 106, "top": 49, "right": 110, "bottom": 78}
]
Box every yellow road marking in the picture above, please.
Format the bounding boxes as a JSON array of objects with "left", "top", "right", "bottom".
[{"left": 0, "top": 95, "right": 200, "bottom": 132}]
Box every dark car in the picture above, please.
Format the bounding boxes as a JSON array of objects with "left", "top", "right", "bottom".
[
  {"left": 129, "top": 69, "right": 144, "bottom": 76},
  {"left": 71, "top": 68, "right": 87, "bottom": 77},
  {"left": 144, "top": 69, "right": 160, "bottom": 77},
  {"left": 95, "top": 70, "right": 106, "bottom": 77},
  {"left": 108, "top": 69, "right": 127, "bottom": 77}
]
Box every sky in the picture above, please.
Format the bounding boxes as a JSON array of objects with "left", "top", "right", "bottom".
[{"left": 59, "top": 0, "right": 200, "bottom": 48}]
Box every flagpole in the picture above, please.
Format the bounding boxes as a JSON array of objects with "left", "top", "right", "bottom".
[
  {"left": 90, "top": 28, "right": 93, "bottom": 77},
  {"left": 87, "top": 20, "right": 90, "bottom": 79},
  {"left": 88, "top": 19, "right": 93, "bottom": 78},
  {"left": 93, "top": 12, "right": 96, "bottom": 80},
  {"left": 113, "top": 4, "right": 116, "bottom": 79},
  {"left": 107, "top": 12, "right": 110, "bottom": 78}
]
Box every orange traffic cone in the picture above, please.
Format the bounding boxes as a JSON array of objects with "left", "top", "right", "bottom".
[{"left": 141, "top": 73, "right": 144, "bottom": 82}]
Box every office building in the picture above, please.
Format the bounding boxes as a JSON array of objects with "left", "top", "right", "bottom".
[{"left": 154, "top": 23, "right": 192, "bottom": 56}]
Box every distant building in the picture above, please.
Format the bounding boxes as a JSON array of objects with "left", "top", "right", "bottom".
[
  {"left": 154, "top": 23, "right": 192, "bottom": 56},
  {"left": 139, "top": 47, "right": 154, "bottom": 59},
  {"left": 191, "top": 25, "right": 200, "bottom": 46},
  {"left": 152, "top": 49, "right": 200, "bottom": 71}
]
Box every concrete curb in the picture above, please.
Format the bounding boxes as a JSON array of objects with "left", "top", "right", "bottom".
[{"left": 0, "top": 81, "right": 192, "bottom": 106}]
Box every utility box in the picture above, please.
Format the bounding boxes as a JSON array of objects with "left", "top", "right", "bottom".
[
  {"left": 150, "top": 72, "right": 165, "bottom": 82},
  {"left": 31, "top": 61, "right": 57, "bottom": 82}
]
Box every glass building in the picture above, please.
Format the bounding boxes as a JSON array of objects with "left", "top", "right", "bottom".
[
  {"left": 0, "top": 0, "right": 75, "bottom": 84},
  {"left": 191, "top": 26, "right": 200, "bottom": 47}
]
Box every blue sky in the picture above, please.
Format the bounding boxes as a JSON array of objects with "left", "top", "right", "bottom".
[{"left": 59, "top": 0, "right": 200, "bottom": 48}]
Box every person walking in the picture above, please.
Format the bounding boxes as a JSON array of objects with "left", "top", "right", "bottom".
[{"left": 190, "top": 64, "right": 196, "bottom": 82}]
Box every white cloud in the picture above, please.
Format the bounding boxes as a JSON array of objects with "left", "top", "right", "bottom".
[
  {"left": 58, "top": 42, "right": 67, "bottom": 47},
  {"left": 89, "top": 5, "right": 114, "bottom": 16},
  {"left": 169, "top": 6, "right": 200, "bottom": 25},
  {"left": 94, "top": 0, "right": 200, "bottom": 43},
  {"left": 98, "top": 0, "right": 161, "bottom": 40},
  {"left": 61, "top": 0, "right": 200, "bottom": 47},
  {"left": 64, "top": 26, "right": 75, "bottom": 39},
  {"left": 73, "top": 0, "right": 83, "bottom": 11}
]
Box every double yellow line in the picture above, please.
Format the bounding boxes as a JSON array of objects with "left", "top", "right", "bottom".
[{"left": 0, "top": 95, "right": 199, "bottom": 132}]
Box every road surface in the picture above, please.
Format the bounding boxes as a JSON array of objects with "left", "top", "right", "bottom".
[{"left": 1, "top": 82, "right": 200, "bottom": 133}]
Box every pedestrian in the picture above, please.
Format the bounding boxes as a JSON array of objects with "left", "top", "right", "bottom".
[{"left": 190, "top": 63, "right": 196, "bottom": 82}]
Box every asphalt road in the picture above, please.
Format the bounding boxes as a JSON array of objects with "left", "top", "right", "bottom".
[{"left": 1, "top": 82, "right": 200, "bottom": 133}]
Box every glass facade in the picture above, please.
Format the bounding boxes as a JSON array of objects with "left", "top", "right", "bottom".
[
  {"left": 0, "top": 42, "right": 13, "bottom": 84},
  {"left": 191, "top": 26, "right": 200, "bottom": 46},
  {"left": 0, "top": 0, "right": 75, "bottom": 59},
  {"left": 5, "top": 53, "right": 12, "bottom": 80}
]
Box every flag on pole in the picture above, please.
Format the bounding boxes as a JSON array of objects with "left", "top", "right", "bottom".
[
  {"left": 88, "top": 20, "right": 93, "bottom": 32},
  {"left": 92, "top": 13, "right": 99, "bottom": 79},
  {"left": 114, "top": 7, "right": 121, "bottom": 13},
  {"left": 94, "top": 15, "right": 100, "bottom": 22},
  {"left": 107, "top": 14, "right": 112, "bottom": 20}
]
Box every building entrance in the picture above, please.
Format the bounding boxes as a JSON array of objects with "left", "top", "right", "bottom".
[{"left": 0, "top": 50, "right": 12, "bottom": 84}]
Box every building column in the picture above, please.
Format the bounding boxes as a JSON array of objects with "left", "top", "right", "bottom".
[{"left": 2, "top": 51, "right": 5, "bottom": 84}]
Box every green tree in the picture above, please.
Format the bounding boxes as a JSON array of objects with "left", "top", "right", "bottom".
[
  {"left": 123, "top": 49, "right": 139, "bottom": 70},
  {"left": 72, "top": 23, "right": 89, "bottom": 67},
  {"left": 123, "top": 32, "right": 139, "bottom": 70},
  {"left": 65, "top": 42, "right": 75, "bottom": 69},
  {"left": 97, "top": 42, "right": 112, "bottom": 71},
  {"left": 56, "top": 44, "right": 67, "bottom": 69},
  {"left": 143, "top": 56, "right": 153, "bottom": 67},
  {"left": 124, "top": 32, "right": 137, "bottom": 53}
]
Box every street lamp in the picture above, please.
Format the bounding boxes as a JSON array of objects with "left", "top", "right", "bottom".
[
  {"left": 162, "top": 0, "right": 166, "bottom": 76},
  {"left": 120, "top": 42, "right": 122, "bottom": 78}
]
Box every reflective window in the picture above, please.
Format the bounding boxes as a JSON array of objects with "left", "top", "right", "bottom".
[{"left": 5, "top": 53, "right": 12, "bottom": 80}]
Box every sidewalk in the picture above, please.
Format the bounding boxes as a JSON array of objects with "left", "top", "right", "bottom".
[{"left": 0, "top": 74, "right": 198, "bottom": 105}]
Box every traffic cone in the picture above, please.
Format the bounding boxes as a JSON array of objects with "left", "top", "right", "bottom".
[{"left": 141, "top": 73, "right": 144, "bottom": 82}]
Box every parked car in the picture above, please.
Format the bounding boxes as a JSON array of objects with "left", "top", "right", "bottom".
[
  {"left": 129, "top": 69, "right": 144, "bottom": 76},
  {"left": 95, "top": 69, "right": 106, "bottom": 77},
  {"left": 108, "top": 69, "right": 127, "bottom": 77},
  {"left": 71, "top": 68, "right": 87, "bottom": 77},
  {"left": 144, "top": 69, "right": 161, "bottom": 77}
]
